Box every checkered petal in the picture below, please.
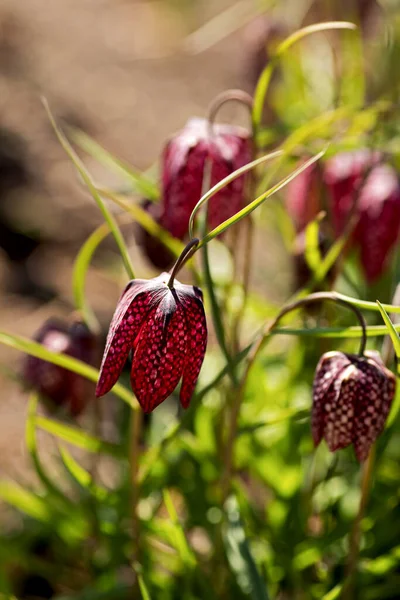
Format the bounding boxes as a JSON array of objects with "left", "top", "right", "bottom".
[
  {"left": 130, "top": 295, "right": 188, "bottom": 413},
  {"left": 312, "top": 352, "right": 350, "bottom": 446},
  {"left": 96, "top": 280, "right": 157, "bottom": 397},
  {"left": 324, "top": 364, "right": 361, "bottom": 453},
  {"left": 178, "top": 291, "right": 207, "bottom": 408},
  {"left": 352, "top": 353, "right": 396, "bottom": 461}
]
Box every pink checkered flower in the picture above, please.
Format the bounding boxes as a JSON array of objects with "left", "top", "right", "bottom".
[
  {"left": 161, "top": 117, "right": 252, "bottom": 238},
  {"left": 312, "top": 350, "right": 396, "bottom": 461},
  {"left": 96, "top": 274, "right": 207, "bottom": 413}
]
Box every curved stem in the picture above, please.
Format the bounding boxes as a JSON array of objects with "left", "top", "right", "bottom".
[
  {"left": 207, "top": 89, "right": 253, "bottom": 136},
  {"left": 167, "top": 238, "right": 199, "bottom": 288},
  {"left": 221, "top": 291, "right": 367, "bottom": 501}
]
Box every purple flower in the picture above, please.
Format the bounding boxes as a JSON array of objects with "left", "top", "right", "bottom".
[
  {"left": 23, "top": 319, "right": 97, "bottom": 416},
  {"left": 312, "top": 350, "right": 396, "bottom": 461},
  {"left": 96, "top": 273, "right": 207, "bottom": 413},
  {"left": 161, "top": 117, "right": 252, "bottom": 239}
]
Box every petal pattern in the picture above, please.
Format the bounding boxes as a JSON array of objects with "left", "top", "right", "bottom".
[
  {"left": 352, "top": 356, "right": 396, "bottom": 461},
  {"left": 96, "top": 281, "right": 156, "bottom": 397},
  {"left": 311, "top": 352, "right": 350, "bottom": 446},
  {"left": 179, "top": 296, "right": 208, "bottom": 408},
  {"left": 324, "top": 364, "right": 361, "bottom": 453},
  {"left": 130, "top": 296, "right": 188, "bottom": 413}
]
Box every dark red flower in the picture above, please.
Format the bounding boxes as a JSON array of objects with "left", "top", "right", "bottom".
[
  {"left": 324, "top": 151, "right": 400, "bottom": 282},
  {"left": 23, "top": 319, "right": 97, "bottom": 416},
  {"left": 312, "top": 350, "right": 396, "bottom": 461},
  {"left": 96, "top": 273, "right": 207, "bottom": 413},
  {"left": 161, "top": 118, "right": 251, "bottom": 238}
]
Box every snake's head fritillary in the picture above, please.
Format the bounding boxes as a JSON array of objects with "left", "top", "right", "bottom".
[
  {"left": 23, "top": 319, "right": 97, "bottom": 416},
  {"left": 96, "top": 274, "right": 207, "bottom": 413},
  {"left": 161, "top": 117, "right": 252, "bottom": 239},
  {"left": 324, "top": 151, "right": 400, "bottom": 283},
  {"left": 312, "top": 350, "right": 396, "bottom": 462}
]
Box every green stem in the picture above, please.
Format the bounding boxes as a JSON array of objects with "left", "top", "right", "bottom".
[{"left": 342, "top": 446, "right": 375, "bottom": 599}]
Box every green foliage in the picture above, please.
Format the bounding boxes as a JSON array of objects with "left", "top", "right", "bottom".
[{"left": 2, "top": 8, "right": 400, "bottom": 600}]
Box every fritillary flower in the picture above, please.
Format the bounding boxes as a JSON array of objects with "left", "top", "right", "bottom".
[
  {"left": 312, "top": 350, "right": 396, "bottom": 461},
  {"left": 23, "top": 319, "right": 97, "bottom": 416},
  {"left": 161, "top": 117, "right": 251, "bottom": 238},
  {"left": 96, "top": 273, "right": 207, "bottom": 413}
]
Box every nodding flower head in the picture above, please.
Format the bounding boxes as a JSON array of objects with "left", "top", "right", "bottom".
[
  {"left": 161, "top": 117, "right": 252, "bottom": 239},
  {"left": 96, "top": 274, "right": 208, "bottom": 413},
  {"left": 312, "top": 350, "right": 396, "bottom": 462},
  {"left": 324, "top": 150, "right": 400, "bottom": 283},
  {"left": 23, "top": 319, "right": 97, "bottom": 416}
]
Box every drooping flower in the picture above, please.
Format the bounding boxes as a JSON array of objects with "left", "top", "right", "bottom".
[
  {"left": 96, "top": 273, "right": 207, "bottom": 413},
  {"left": 312, "top": 350, "right": 396, "bottom": 461},
  {"left": 23, "top": 319, "right": 97, "bottom": 416},
  {"left": 161, "top": 117, "right": 252, "bottom": 238},
  {"left": 324, "top": 150, "right": 400, "bottom": 282}
]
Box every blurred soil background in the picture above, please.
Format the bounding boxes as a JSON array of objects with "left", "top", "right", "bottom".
[{"left": 0, "top": 0, "right": 292, "bottom": 488}]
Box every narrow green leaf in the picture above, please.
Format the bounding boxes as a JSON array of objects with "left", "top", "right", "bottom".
[
  {"left": 322, "top": 584, "right": 342, "bottom": 600},
  {"left": 99, "top": 187, "right": 184, "bottom": 257},
  {"left": 26, "top": 394, "right": 68, "bottom": 501},
  {"left": 376, "top": 301, "right": 400, "bottom": 365},
  {"left": 188, "top": 149, "right": 283, "bottom": 238},
  {"left": 138, "top": 575, "right": 152, "bottom": 600},
  {"left": 271, "top": 324, "right": 395, "bottom": 339},
  {"left": 0, "top": 481, "right": 51, "bottom": 523},
  {"left": 68, "top": 127, "right": 159, "bottom": 200},
  {"left": 224, "top": 495, "right": 269, "bottom": 600},
  {"left": 58, "top": 445, "right": 108, "bottom": 500},
  {"left": 252, "top": 21, "right": 357, "bottom": 133},
  {"left": 43, "top": 99, "right": 135, "bottom": 280},
  {"left": 72, "top": 221, "right": 111, "bottom": 333},
  {"left": 163, "top": 489, "right": 197, "bottom": 568},
  {"left": 304, "top": 213, "right": 325, "bottom": 274},
  {"left": 0, "top": 330, "right": 135, "bottom": 408},
  {"left": 36, "top": 415, "right": 124, "bottom": 458},
  {"left": 198, "top": 150, "right": 326, "bottom": 247}
]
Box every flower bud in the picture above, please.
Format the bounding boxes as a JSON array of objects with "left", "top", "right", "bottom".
[
  {"left": 312, "top": 350, "right": 396, "bottom": 461},
  {"left": 161, "top": 118, "right": 251, "bottom": 238},
  {"left": 23, "top": 319, "right": 97, "bottom": 416}
]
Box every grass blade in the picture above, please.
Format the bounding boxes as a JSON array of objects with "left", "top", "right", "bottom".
[{"left": 43, "top": 99, "right": 135, "bottom": 280}]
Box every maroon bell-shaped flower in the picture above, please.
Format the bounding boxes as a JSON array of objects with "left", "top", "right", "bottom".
[
  {"left": 161, "top": 117, "right": 252, "bottom": 239},
  {"left": 23, "top": 319, "right": 97, "bottom": 416},
  {"left": 96, "top": 273, "right": 207, "bottom": 413},
  {"left": 312, "top": 350, "right": 396, "bottom": 461},
  {"left": 324, "top": 151, "right": 400, "bottom": 283}
]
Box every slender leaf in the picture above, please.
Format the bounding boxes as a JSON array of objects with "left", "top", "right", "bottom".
[
  {"left": 198, "top": 150, "right": 326, "bottom": 247},
  {"left": 68, "top": 127, "right": 159, "bottom": 200},
  {"left": 58, "top": 445, "right": 108, "bottom": 501},
  {"left": 36, "top": 415, "right": 124, "bottom": 458},
  {"left": 252, "top": 21, "right": 357, "bottom": 133},
  {"left": 0, "top": 330, "right": 135, "bottom": 408},
  {"left": 138, "top": 575, "right": 152, "bottom": 600},
  {"left": 163, "top": 489, "right": 197, "bottom": 568},
  {"left": 224, "top": 495, "right": 270, "bottom": 600},
  {"left": 0, "top": 481, "right": 51, "bottom": 523},
  {"left": 376, "top": 301, "right": 400, "bottom": 365},
  {"left": 43, "top": 99, "right": 135, "bottom": 279}
]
